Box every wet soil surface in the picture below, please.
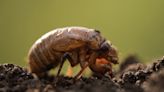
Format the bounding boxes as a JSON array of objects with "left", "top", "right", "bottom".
[{"left": 0, "top": 56, "right": 164, "bottom": 92}]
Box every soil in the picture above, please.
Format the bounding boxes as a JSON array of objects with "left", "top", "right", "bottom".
[{"left": 0, "top": 56, "right": 164, "bottom": 92}]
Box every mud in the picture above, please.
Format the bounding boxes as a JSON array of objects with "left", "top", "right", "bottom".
[{"left": 0, "top": 56, "right": 164, "bottom": 92}]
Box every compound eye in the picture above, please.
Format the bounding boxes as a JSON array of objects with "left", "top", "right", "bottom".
[{"left": 100, "top": 41, "right": 111, "bottom": 52}]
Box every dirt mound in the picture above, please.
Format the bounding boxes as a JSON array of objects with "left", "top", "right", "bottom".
[{"left": 0, "top": 56, "right": 164, "bottom": 92}]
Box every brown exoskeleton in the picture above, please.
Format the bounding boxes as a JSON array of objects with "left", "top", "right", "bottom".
[
  {"left": 28, "top": 26, "right": 118, "bottom": 79},
  {"left": 66, "top": 45, "right": 118, "bottom": 78}
]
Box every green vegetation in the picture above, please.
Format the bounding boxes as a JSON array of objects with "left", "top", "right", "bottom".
[{"left": 0, "top": 0, "right": 164, "bottom": 66}]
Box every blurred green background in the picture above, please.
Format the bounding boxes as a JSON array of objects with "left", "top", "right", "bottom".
[{"left": 0, "top": 0, "right": 164, "bottom": 67}]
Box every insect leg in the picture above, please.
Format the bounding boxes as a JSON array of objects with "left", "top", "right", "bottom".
[
  {"left": 56, "top": 53, "right": 68, "bottom": 77},
  {"left": 74, "top": 62, "right": 89, "bottom": 80},
  {"left": 64, "top": 50, "right": 80, "bottom": 77},
  {"left": 67, "top": 50, "right": 79, "bottom": 67},
  {"left": 74, "top": 48, "right": 89, "bottom": 80}
]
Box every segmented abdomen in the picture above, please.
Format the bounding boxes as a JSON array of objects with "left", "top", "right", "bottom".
[{"left": 28, "top": 35, "right": 63, "bottom": 74}]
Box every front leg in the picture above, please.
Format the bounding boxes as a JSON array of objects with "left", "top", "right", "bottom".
[
  {"left": 87, "top": 51, "right": 99, "bottom": 72},
  {"left": 74, "top": 51, "right": 99, "bottom": 79},
  {"left": 74, "top": 48, "right": 89, "bottom": 80},
  {"left": 74, "top": 62, "right": 89, "bottom": 80},
  {"left": 89, "top": 52, "right": 113, "bottom": 78}
]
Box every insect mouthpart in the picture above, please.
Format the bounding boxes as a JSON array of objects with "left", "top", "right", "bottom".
[{"left": 107, "top": 55, "right": 119, "bottom": 64}]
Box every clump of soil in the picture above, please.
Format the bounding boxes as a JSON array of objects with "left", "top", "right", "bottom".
[
  {"left": 0, "top": 64, "right": 33, "bottom": 92},
  {"left": 0, "top": 56, "right": 164, "bottom": 92},
  {"left": 150, "top": 56, "right": 164, "bottom": 72},
  {"left": 143, "top": 69, "right": 164, "bottom": 92}
]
